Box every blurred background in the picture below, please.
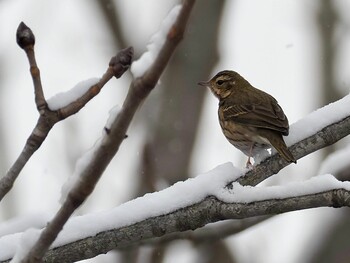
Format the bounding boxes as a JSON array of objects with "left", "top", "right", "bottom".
[{"left": 1, "top": 0, "right": 350, "bottom": 262}]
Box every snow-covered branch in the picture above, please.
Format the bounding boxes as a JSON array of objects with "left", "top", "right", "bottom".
[
  {"left": 0, "top": 22, "right": 133, "bottom": 202},
  {"left": 1, "top": 165, "right": 350, "bottom": 262},
  {"left": 134, "top": 216, "right": 271, "bottom": 247},
  {"left": 45, "top": 188, "right": 349, "bottom": 263},
  {"left": 1, "top": 175, "right": 349, "bottom": 262}
]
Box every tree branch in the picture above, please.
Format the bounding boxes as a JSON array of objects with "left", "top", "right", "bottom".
[
  {"left": 0, "top": 22, "right": 132, "bottom": 202},
  {"left": 16, "top": 22, "right": 46, "bottom": 111},
  {"left": 134, "top": 215, "right": 271, "bottom": 246},
  {"left": 1, "top": 188, "right": 346, "bottom": 263}
]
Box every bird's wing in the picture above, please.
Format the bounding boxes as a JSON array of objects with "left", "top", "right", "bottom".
[{"left": 222, "top": 101, "right": 290, "bottom": 135}]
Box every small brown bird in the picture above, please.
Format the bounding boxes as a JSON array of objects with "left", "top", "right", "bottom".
[{"left": 198, "top": 70, "right": 296, "bottom": 167}]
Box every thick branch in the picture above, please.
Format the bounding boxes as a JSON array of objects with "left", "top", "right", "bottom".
[
  {"left": 135, "top": 215, "right": 271, "bottom": 246},
  {"left": 1, "top": 188, "right": 346, "bottom": 263}
]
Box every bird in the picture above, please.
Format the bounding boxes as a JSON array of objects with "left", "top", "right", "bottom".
[{"left": 198, "top": 70, "right": 296, "bottom": 167}]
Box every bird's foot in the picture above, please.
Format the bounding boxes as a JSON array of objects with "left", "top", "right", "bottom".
[{"left": 245, "top": 157, "right": 253, "bottom": 169}]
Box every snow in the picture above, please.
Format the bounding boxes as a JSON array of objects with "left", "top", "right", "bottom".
[
  {"left": 47, "top": 78, "right": 99, "bottom": 110},
  {"left": 0, "top": 213, "right": 49, "bottom": 237},
  {"left": 319, "top": 144, "right": 350, "bottom": 176},
  {"left": 130, "top": 5, "right": 182, "bottom": 78},
  {"left": 217, "top": 174, "right": 350, "bottom": 203},
  {"left": 284, "top": 94, "right": 350, "bottom": 146},
  {"left": 0, "top": 163, "right": 237, "bottom": 260},
  {"left": 1, "top": 162, "right": 349, "bottom": 261},
  {"left": 105, "top": 105, "right": 121, "bottom": 131},
  {"left": 10, "top": 228, "right": 41, "bottom": 263}
]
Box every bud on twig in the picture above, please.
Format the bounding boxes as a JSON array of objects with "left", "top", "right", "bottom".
[
  {"left": 16, "top": 22, "right": 35, "bottom": 49},
  {"left": 109, "top": 46, "right": 134, "bottom": 78}
]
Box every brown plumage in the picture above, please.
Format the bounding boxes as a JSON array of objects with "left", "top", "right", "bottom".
[{"left": 198, "top": 70, "right": 296, "bottom": 167}]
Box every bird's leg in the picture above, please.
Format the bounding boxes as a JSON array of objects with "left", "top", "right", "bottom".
[
  {"left": 245, "top": 143, "right": 255, "bottom": 168},
  {"left": 245, "top": 157, "right": 252, "bottom": 168}
]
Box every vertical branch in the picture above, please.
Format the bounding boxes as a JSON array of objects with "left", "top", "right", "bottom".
[
  {"left": 95, "top": 0, "right": 128, "bottom": 49},
  {"left": 17, "top": 22, "right": 46, "bottom": 111},
  {"left": 0, "top": 22, "right": 53, "bottom": 201},
  {"left": 317, "top": 0, "right": 342, "bottom": 158},
  {"left": 317, "top": 0, "right": 341, "bottom": 105}
]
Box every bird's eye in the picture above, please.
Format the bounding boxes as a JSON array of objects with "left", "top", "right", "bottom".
[{"left": 216, "top": 80, "right": 224, "bottom": 86}]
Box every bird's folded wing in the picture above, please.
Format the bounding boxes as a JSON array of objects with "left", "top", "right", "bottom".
[{"left": 222, "top": 103, "right": 289, "bottom": 135}]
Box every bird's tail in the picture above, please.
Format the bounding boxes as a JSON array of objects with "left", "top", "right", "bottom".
[
  {"left": 263, "top": 131, "right": 296, "bottom": 164},
  {"left": 275, "top": 142, "right": 296, "bottom": 163}
]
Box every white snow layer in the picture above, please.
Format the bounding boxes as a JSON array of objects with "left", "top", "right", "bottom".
[
  {"left": 105, "top": 105, "right": 121, "bottom": 130},
  {"left": 10, "top": 228, "right": 41, "bottom": 263},
  {"left": 47, "top": 78, "right": 99, "bottom": 110},
  {"left": 0, "top": 213, "right": 49, "bottom": 237},
  {"left": 285, "top": 94, "right": 350, "bottom": 146},
  {"left": 1, "top": 162, "right": 349, "bottom": 261},
  {"left": 130, "top": 5, "right": 182, "bottom": 78}
]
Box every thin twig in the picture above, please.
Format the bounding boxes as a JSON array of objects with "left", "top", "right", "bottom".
[{"left": 0, "top": 22, "right": 133, "bottom": 202}]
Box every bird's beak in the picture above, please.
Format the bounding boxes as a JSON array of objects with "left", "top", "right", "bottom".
[{"left": 198, "top": 81, "right": 210, "bottom": 87}]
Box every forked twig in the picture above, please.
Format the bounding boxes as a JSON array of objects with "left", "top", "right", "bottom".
[{"left": 0, "top": 22, "right": 133, "bottom": 201}]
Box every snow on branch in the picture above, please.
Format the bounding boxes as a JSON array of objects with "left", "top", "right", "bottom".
[
  {"left": 46, "top": 78, "right": 100, "bottom": 110},
  {"left": 0, "top": 32, "right": 133, "bottom": 202},
  {"left": 0, "top": 163, "right": 349, "bottom": 262},
  {"left": 130, "top": 5, "right": 182, "bottom": 78}
]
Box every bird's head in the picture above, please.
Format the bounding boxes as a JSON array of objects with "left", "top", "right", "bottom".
[{"left": 198, "top": 70, "right": 245, "bottom": 99}]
